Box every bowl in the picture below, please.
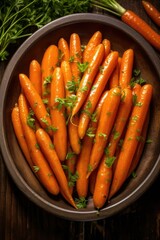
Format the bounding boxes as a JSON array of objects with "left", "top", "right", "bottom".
[{"left": 0, "top": 13, "right": 160, "bottom": 221}]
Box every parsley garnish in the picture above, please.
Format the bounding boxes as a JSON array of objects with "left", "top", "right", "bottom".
[{"left": 75, "top": 197, "right": 87, "bottom": 209}]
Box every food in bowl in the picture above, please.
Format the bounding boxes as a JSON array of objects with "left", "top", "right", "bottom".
[{"left": 0, "top": 13, "right": 160, "bottom": 221}]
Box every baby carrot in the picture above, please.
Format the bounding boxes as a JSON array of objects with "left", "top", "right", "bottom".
[
  {"left": 119, "top": 49, "right": 134, "bottom": 89},
  {"left": 78, "top": 51, "right": 118, "bottom": 139},
  {"left": 18, "top": 93, "right": 59, "bottom": 195},
  {"left": 35, "top": 128, "right": 77, "bottom": 209},
  {"left": 19, "top": 73, "right": 53, "bottom": 136},
  {"left": 109, "top": 57, "right": 121, "bottom": 89},
  {"left": 72, "top": 43, "right": 105, "bottom": 118},
  {"left": 29, "top": 59, "right": 42, "bottom": 96},
  {"left": 142, "top": 1, "right": 160, "bottom": 27},
  {"left": 109, "top": 84, "right": 153, "bottom": 199},
  {"left": 87, "top": 86, "right": 121, "bottom": 178},
  {"left": 69, "top": 33, "right": 82, "bottom": 86},
  {"left": 58, "top": 37, "right": 70, "bottom": 62},
  {"left": 41, "top": 45, "right": 59, "bottom": 101},
  {"left": 50, "top": 67, "right": 67, "bottom": 161},
  {"left": 83, "top": 31, "right": 102, "bottom": 63},
  {"left": 68, "top": 115, "right": 81, "bottom": 154},
  {"left": 11, "top": 104, "right": 33, "bottom": 168},
  {"left": 102, "top": 38, "right": 111, "bottom": 59}
]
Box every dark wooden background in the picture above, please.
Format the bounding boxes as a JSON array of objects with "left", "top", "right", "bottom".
[{"left": 0, "top": 1, "right": 160, "bottom": 239}]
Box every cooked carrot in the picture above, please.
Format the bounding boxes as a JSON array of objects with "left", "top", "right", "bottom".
[
  {"left": 89, "top": 169, "right": 98, "bottom": 195},
  {"left": 19, "top": 73, "right": 53, "bottom": 136},
  {"left": 72, "top": 43, "right": 105, "bottom": 118},
  {"left": 29, "top": 59, "right": 42, "bottom": 96},
  {"left": 109, "top": 57, "right": 121, "bottom": 89},
  {"left": 68, "top": 115, "right": 81, "bottom": 154},
  {"left": 119, "top": 49, "right": 134, "bottom": 89},
  {"left": 142, "top": 1, "right": 160, "bottom": 27},
  {"left": 102, "top": 38, "right": 111, "bottom": 59},
  {"left": 128, "top": 112, "right": 150, "bottom": 177},
  {"left": 18, "top": 94, "right": 59, "bottom": 195},
  {"left": 109, "top": 84, "right": 153, "bottom": 199},
  {"left": 93, "top": 88, "right": 133, "bottom": 209},
  {"left": 41, "top": 45, "right": 59, "bottom": 101},
  {"left": 35, "top": 128, "right": 77, "bottom": 208},
  {"left": 78, "top": 51, "right": 119, "bottom": 139},
  {"left": 11, "top": 104, "right": 33, "bottom": 168},
  {"left": 69, "top": 33, "right": 82, "bottom": 86},
  {"left": 58, "top": 37, "right": 70, "bottom": 62},
  {"left": 87, "top": 86, "right": 121, "bottom": 178},
  {"left": 83, "top": 31, "right": 102, "bottom": 63},
  {"left": 50, "top": 67, "right": 67, "bottom": 161}
]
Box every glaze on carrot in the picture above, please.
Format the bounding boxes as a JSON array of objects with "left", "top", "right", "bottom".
[
  {"left": 58, "top": 37, "right": 70, "bottom": 62},
  {"left": 29, "top": 59, "right": 42, "bottom": 96},
  {"left": 142, "top": 1, "right": 160, "bottom": 27}
]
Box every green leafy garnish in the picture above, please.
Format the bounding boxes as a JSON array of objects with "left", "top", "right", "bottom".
[
  {"left": 62, "top": 165, "right": 79, "bottom": 187},
  {"left": 77, "top": 62, "right": 89, "bottom": 73},
  {"left": 27, "top": 109, "right": 36, "bottom": 130},
  {"left": 105, "top": 156, "right": 116, "bottom": 168},
  {"left": 75, "top": 197, "right": 87, "bottom": 209}
]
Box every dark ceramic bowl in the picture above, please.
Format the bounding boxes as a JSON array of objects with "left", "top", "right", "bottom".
[{"left": 0, "top": 13, "right": 160, "bottom": 221}]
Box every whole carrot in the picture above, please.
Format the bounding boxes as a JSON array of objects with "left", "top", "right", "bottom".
[
  {"left": 109, "top": 84, "right": 153, "bottom": 199},
  {"left": 87, "top": 86, "right": 121, "bottom": 178},
  {"left": 83, "top": 31, "right": 102, "bottom": 63},
  {"left": 41, "top": 45, "right": 59, "bottom": 101},
  {"left": 69, "top": 33, "right": 82, "bottom": 86},
  {"left": 50, "top": 67, "right": 67, "bottom": 161},
  {"left": 72, "top": 43, "right": 105, "bottom": 118},
  {"left": 11, "top": 104, "right": 33, "bottom": 168},
  {"left": 78, "top": 51, "right": 118, "bottom": 139},
  {"left": 109, "top": 57, "right": 121, "bottom": 89},
  {"left": 102, "top": 38, "right": 111, "bottom": 59},
  {"left": 18, "top": 94, "right": 60, "bottom": 195},
  {"left": 29, "top": 59, "right": 42, "bottom": 96},
  {"left": 58, "top": 37, "right": 70, "bottom": 62},
  {"left": 142, "top": 1, "right": 160, "bottom": 27},
  {"left": 19, "top": 73, "right": 53, "bottom": 136},
  {"left": 35, "top": 128, "right": 77, "bottom": 209},
  {"left": 119, "top": 49, "right": 134, "bottom": 89},
  {"left": 90, "top": 0, "right": 160, "bottom": 50},
  {"left": 68, "top": 115, "right": 81, "bottom": 154}
]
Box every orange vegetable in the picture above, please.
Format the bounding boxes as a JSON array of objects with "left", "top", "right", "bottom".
[
  {"left": 68, "top": 115, "right": 81, "bottom": 154},
  {"left": 83, "top": 31, "right": 102, "bottom": 63},
  {"left": 78, "top": 51, "right": 119, "bottom": 139},
  {"left": 18, "top": 94, "right": 59, "bottom": 195},
  {"left": 19, "top": 73, "right": 53, "bottom": 136},
  {"left": 72, "top": 43, "right": 105, "bottom": 117},
  {"left": 142, "top": 1, "right": 160, "bottom": 27},
  {"left": 119, "top": 49, "right": 134, "bottom": 89},
  {"left": 29, "top": 59, "right": 42, "bottom": 96},
  {"left": 102, "top": 38, "right": 111, "bottom": 59},
  {"left": 11, "top": 105, "right": 33, "bottom": 168},
  {"left": 58, "top": 37, "right": 70, "bottom": 62},
  {"left": 87, "top": 86, "right": 121, "bottom": 178},
  {"left": 109, "top": 57, "right": 121, "bottom": 89},
  {"left": 50, "top": 67, "right": 67, "bottom": 161},
  {"left": 35, "top": 128, "right": 77, "bottom": 208},
  {"left": 109, "top": 84, "right": 153, "bottom": 199}
]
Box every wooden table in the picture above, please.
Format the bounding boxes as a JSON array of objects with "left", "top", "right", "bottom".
[{"left": 0, "top": 1, "right": 160, "bottom": 239}]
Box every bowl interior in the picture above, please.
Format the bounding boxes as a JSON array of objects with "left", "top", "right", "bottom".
[{"left": 0, "top": 13, "right": 160, "bottom": 221}]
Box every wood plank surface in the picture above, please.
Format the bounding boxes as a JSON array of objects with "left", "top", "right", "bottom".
[{"left": 0, "top": 1, "right": 160, "bottom": 239}]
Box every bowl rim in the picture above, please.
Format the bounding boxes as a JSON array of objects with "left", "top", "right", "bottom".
[{"left": 0, "top": 13, "right": 160, "bottom": 221}]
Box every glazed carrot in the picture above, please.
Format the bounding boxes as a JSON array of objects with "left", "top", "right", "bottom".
[
  {"left": 58, "top": 37, "right": 70, "bottom": 62},
  {"left": 18, "top": 94, "right": 59, "bottom": 195},
  {"left": 83, "top": 31, "right": 102, "bottom": 63},
  {"left": 109, "top": 84, "right": 153, "bottom": 199},
  {"left": 11, "top": 105, "right": 33, "bottom": 168},
  {"left": 69, "top": 33, "right": 82, "bottom": 86},
  {"left": 93, "top": 156, "right": 113, "bottom": 209},
  {"left": 19, "top": 73, "right": 53, "bottom": 136},
  {"left": 142, "top": 1, "right": 160, "bottom": 27},
  {"left": 90, "top": 0, "right": 160, "bottom": 50},
  {"left": 76, "top": 91, "right": 108, "bottom": 198},
  {"left": 71, "top": 43, "right": 105, "bottom": 117},
  {"left": 50, "top": 67, "right": 67, "bottom": 161},
  {"left": 68, "top": 115, "right": 81, "bottom": 154},
  {"left": 102, "top": 38, "right": 111, "bottom": 59},
  {"left": 87, "top": 86, "right": 121, "bottom": 178},
  {"left": 119, "top": 49, "right": 134, "bottom": 89},
  {"left": 35, "top": 128, "right": 77, "bottom": 208},
  {"left": 109, "top": 57, "right": 121, "bottom": 89},
  {"left": 41, "top": 45, "right": 59, "bottom": 101},
  {"left": 29, "top": 59, "right": 42, "bottom": 96},
  {"left": 128, "top": 112, "right": 150, "bottom": 177},
  {"left": 89, "top": 169, "right": 98, "bottom": 195},
  {"left": 78, "top": 51, "right": 119, "bottom": 139},
  {"left": 93, "top": 88, "right": 133, "bottom": 209}
]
